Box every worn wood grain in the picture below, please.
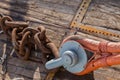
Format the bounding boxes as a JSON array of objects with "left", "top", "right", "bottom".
[
  {"left": 0, "top": 0, "right": 120, "bottom": 80},
  {"left": 83, "top": 0, "right": 120, "bottom": 30}
]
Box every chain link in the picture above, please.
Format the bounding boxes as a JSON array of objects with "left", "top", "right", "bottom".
[{"left": 0, "top": 15, "right": 59, "bottom": 62}]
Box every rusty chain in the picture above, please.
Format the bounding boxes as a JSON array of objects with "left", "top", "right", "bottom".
[
  {"left": 0, "top": 16, "right": 28, "bottom": 39},
  {"left": 0, "top": 15, "right": 59, "bottom": 62}
]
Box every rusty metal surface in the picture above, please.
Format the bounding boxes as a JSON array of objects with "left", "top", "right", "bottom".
[
  {"left": 70, "top": 0, "right": 92, "bottom": 24},
  {"left": 0, "top": 15, "right": 59, "bottom": 62},
  {"left": 0, "top": 15, "right": 59, "bottom": 80},
  {"left": 71, "top": 24, "right": 120, "bottom": 39}
]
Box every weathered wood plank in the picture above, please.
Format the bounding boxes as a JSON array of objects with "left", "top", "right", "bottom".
[
  {"left": 4, "top": 58, "right": 47, "bottom": 80},
  {"left": 0, "top": 0, "right": 120, "bottom": 80},
  {"left": 2, "top": 0, "right": 78, "bottom": 14},
  {"left": 94, "top": 66, "right": 120, "bottom": 80},
  {"left": 83, "top": 0, "right": 120, "bottom": 30},
  {"left": 43, "top": 0, "right": 82, "bottom": 7},
  {"left": 0, "top": 2, "right": 70, "bottom": 26}
]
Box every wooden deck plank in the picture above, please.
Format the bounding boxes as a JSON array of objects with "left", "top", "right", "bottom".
[
  {"left": 1, "top": 0, "right": 77, "bottom": 14},
  {"left": 0, "top": 0, "right": 120, "bottom": 80},
  {"left": 83, "top": 0, "right": 120, "bottom": 30},
  {"left": 0, "top": 57, "right": 47, "bottom": 80},
  {"left": 0, "top": 2, "right": 70, "bottom": 27}
]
